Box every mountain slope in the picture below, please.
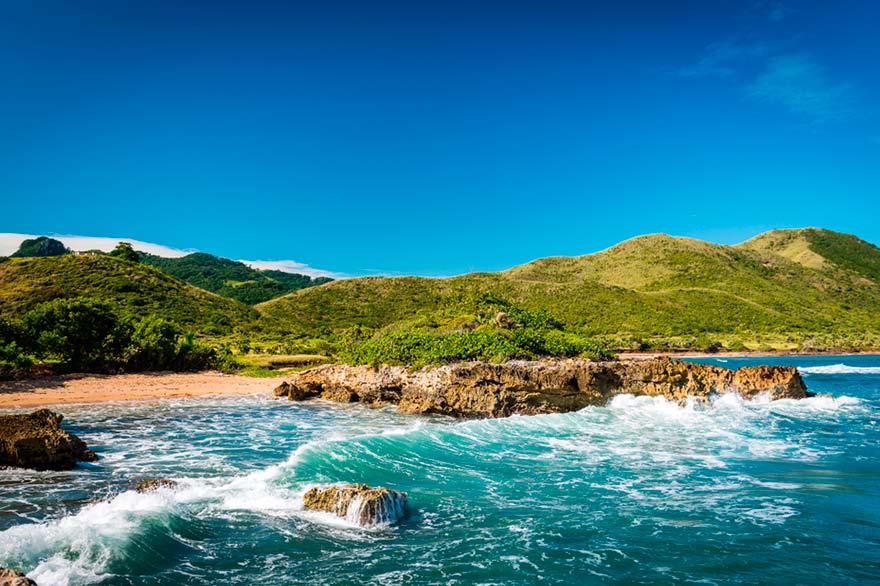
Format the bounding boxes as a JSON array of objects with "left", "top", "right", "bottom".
[
  {"left": 739, "top": 227, "right": 880, "bottom": 282},
  {"left": 258, "top": 229, "right": 880, "bottom": 350},
  {"left": 0, "top": 254, "right": 258, "bottom": 335},
  {"left": 139, "top": 252, "right": 332, "bottom": 304}
]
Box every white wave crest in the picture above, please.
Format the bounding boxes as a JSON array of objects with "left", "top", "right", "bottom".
[
  {"left": 0, "top": 490, "right": 179, "bottom": 585},
  {"left": 798, "top": 363, "right": 880, "bottom": 375}
]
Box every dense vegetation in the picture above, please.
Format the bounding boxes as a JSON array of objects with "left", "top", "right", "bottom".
[
  {"left": 0, "top": 297, "right": 230, "bottom": 375},
  {"left": 139, "top": 252, "right": 332, "bottom": 304},
  {"left": 10, "top": 236, "right": 69, "bottom": 258},
  {"left": 337, "top": 294, "right": 615, "bottom": 367},
  {"left": 2, "top": 228, "right": 879, "bottom": 375},
  {"left": 259, "top": 229, "right": 880, "bottom": 354},
  {"left": 0, "top": 254, "right": 258, "bottom": 336}
]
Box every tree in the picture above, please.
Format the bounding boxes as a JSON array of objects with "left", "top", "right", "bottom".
[
  {"left": 109, "top": 242, "right": 139, "bottom": 263},
  {"left": 126, "top": 317, "right": 180, "bottom": 370},
  {"left": 21, "top": 298, "right": 121, "bottom": 370}
]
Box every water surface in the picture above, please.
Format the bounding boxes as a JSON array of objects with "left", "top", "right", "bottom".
[{"left": 1, "top": 355, "right": 878, "bottom": 585}]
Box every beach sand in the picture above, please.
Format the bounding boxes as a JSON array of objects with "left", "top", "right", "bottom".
[{"left": 0, "top": 371, "right": 285, "bottom": 408}]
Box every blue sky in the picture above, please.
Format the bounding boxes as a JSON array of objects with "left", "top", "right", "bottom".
[{"left": 1, "top": 0, "right": 877, "bottom": 276}]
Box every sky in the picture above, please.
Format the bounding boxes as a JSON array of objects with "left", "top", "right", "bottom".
[{"left": 1, "top": 0, "right": 878, "bottom": 277}]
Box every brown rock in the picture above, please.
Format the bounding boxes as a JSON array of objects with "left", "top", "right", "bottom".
[
  {"left": 732, "top": 365, "right": 807, "bottom": 399},
  {"left": 273, "top": 382, "right": 293, "bottom": 398},
  {"left": 283, "top": 358, "right": 809, "bottom": 418},
  {"left": 0, "top": 409, "right": 98, "bottom": 470},
  {"left": 0, "top": 567, "right": 37, "bottom": 586},
  {"left": 302, "top": 483, "right": 407, "bottom": 526},
  {"left": 135, "top": 479, "right": 178, "bottom": 493}
]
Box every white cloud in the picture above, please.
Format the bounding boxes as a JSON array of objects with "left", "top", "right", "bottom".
[
  {"left": 0, "top": 232, "right": 341, "bottom": 278},
  {"left": 0, "top": 233, "right": 194, "bottom": 257},
  {"left": 677, "top": 40, "right": 770, "bottom": 78},
  {"left": 746, "top": 54, "right": 853, "bottom": 123},
  {"left": 238, "top": 259, "right": 344, "bottom": 279}
]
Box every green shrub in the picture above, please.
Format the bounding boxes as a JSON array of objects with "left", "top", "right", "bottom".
[
  {"left": 21, "top": 298, "right": 122, "bottom": 370},
  {"left": 338, "top": 325, "right": 614, "bottom": 368}
]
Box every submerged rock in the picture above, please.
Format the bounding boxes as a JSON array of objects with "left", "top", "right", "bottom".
[
  {"left": 135, "top": 479, "right": 178, "bottom": 493},
  {"left": 0, "top": 409, "right": 98, "bottom": 470},
  {"left": 302, "top": 483, "right": 407, "bottom": 527},
  {"left": 278, "top": 358, "right": 808, "bottom": 418},
  {"left": 0, "top": 567, "right": 37, "bottom": 586}
]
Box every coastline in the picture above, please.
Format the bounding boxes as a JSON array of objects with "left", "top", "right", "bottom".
[
  {"left": 618, "top": 350, "right": 880, "bottom": 359},
  {"left": 0, "top": 371, "right": 285, "bottom": 409},
  {"left": 1, "top": 350, "right": 876, "bottom": 409}
]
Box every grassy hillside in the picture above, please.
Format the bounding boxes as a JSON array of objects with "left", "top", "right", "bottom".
[
  {"left": 258, "top": 229, "right": 880, "bottom": 352},
  {"left": 139, "top": 252, "right": 332, "bottom": 305},
  {"left": 0, "top": 254, "right": 258, "bottom": 336},
  {"left": 3, "top": 228, "right": 878, "bottom": 360}
]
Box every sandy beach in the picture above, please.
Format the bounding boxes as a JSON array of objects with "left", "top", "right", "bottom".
[{"left": 0, "top": 371, "right": 286, "bottom": 408}]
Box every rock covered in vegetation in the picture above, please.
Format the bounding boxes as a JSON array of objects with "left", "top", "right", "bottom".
[
  {"left": 276, "top": 358, "right": 807, "bottom": 418},
  {"left": 302, "top": 483, "right": 407, "bottom": 527},
  {"left": 0, "top": 409, "right": 98, "bottom": 470},
  {"left": 10, "top": 236, "right": 68, "bottom": 258},
  {"left": 0, "top": 568, "right": 37, "bottom": 586}
]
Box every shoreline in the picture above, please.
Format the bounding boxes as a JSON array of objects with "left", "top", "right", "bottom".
[
  {"left": 0, "top": 371, "right": 286, "bottom": 409},
  {"left": 618, "top": 350, "right": 880, "bottom": 359},
  {"left": 1, "top": 350, "right": 876, "bottom": 408}
]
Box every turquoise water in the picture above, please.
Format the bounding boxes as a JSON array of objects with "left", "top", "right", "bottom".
[{"left": 1, "top": 355, "right": 878, "bottom": 585}]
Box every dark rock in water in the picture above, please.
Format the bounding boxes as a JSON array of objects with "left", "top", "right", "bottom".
[
  {"left": 275, "top": 382, "right": 320, "bottom": 403},
  {"left": 278, "top": 358, "right": 809, "bottom": 418},
  {"left": 135, "top": 479, "right": 177, "bottom": 492},
  {"left": 0, "top": 567, "right": 38, "bottom": 586},
  {"left": 273, "top": 381, "right": 292, "bottom": 397},
  {"left": 0, "top": 409, "right": 98, "bottom": 470},
  {"left": 303, "top": 483, "right": 407, "bottom": 527}
]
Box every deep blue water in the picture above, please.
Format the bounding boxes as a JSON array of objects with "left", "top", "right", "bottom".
[{"left": 1, "top": 355, "right": 878, "bottom": 585}]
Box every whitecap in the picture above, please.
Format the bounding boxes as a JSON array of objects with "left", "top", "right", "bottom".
[{"left": 798, "top": 364, "right": 880, "bottom": 375}]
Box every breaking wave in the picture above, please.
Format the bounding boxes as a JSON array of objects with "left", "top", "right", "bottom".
[{"left": 799, "top": 363, "right": 880, "bottom": 375}]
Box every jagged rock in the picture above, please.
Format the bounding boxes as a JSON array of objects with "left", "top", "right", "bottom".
[
  {"left": 273, "top": 381, "right": 291, "bottom": 397},
  {"left": 0, "top": 410, "right": 98, "bottom": 470},
  {"left": 279, "top": 358, "right": 808, "bottom": 418},
  {"left": 274, "top": 380, "right": 320, "bottom": 401},
  {"left": 135, "top": 479, "right": 177, "bottom": 493},
  {"left": 0, "top": 567, "right": 37, "bottom": 586},
  {"left": 303, "top": 483, "right": 407, "bottom": 526}
]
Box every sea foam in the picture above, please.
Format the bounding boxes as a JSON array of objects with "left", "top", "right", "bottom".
[{"left": 799, "top": 363, "right": 880, "bottom": 375}]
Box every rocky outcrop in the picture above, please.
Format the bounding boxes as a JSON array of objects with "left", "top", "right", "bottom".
[
  {"left": 0, "top": 409, "right": 98, "bottom": 470},
  {"left": 0, "top": 567, "right": 37, "bottom": 586},
  {"left": 276, "top": 358, "right": 808, "bottom": 418},
  {"left": 135, "top": 479, "right": 177, "bottom": 493},
  {"left": 303, "top": 483, "right": 407, "bottom": 527}
]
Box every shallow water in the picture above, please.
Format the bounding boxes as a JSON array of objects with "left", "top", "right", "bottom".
[{"left": 1, "top": 355, "right": 878, "bottom": 585}]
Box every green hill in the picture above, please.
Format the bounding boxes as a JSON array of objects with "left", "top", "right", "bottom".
[
  {"left": 139, "top": 252, "right": 332, "bottom": 304},
  {"left": 0, "top": 254, "right": 258, "bottom": 336},
  {"left": 258, "top": 229, "right": 880, "bottom": 352},
  {"left": 10, "top": 236, "right": 69, "bottom": 258}
]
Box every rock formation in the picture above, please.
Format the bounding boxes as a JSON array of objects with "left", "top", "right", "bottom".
[
  {"left": 0, "top": 409, "right": 98, "bottom": 470},
  {"left": 135, "top": 479, "right": 177, "bottom": 492},
  {"left": 302, "top": 483, "right": 407, "bottom": 527},
  {"left": 276, "top": 358, "right": 808, "bottom": 418},
  {"left": 0, "top": 567, "right": 37, "bottom": 586}
]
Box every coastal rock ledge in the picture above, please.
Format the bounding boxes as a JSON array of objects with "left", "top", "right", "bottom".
[
  {"left": 0, "top": 567, "right": 38, "bottom": 586},
  {"left": 275, "top": 358, "right": 808, "bottom": 418},
  {"left": 0, "top": 409, "right": 98, "bottom": 470}
]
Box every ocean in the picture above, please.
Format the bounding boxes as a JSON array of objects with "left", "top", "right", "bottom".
[{"left": 1, "top": 355, "right": 878, "bottom": 585}]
